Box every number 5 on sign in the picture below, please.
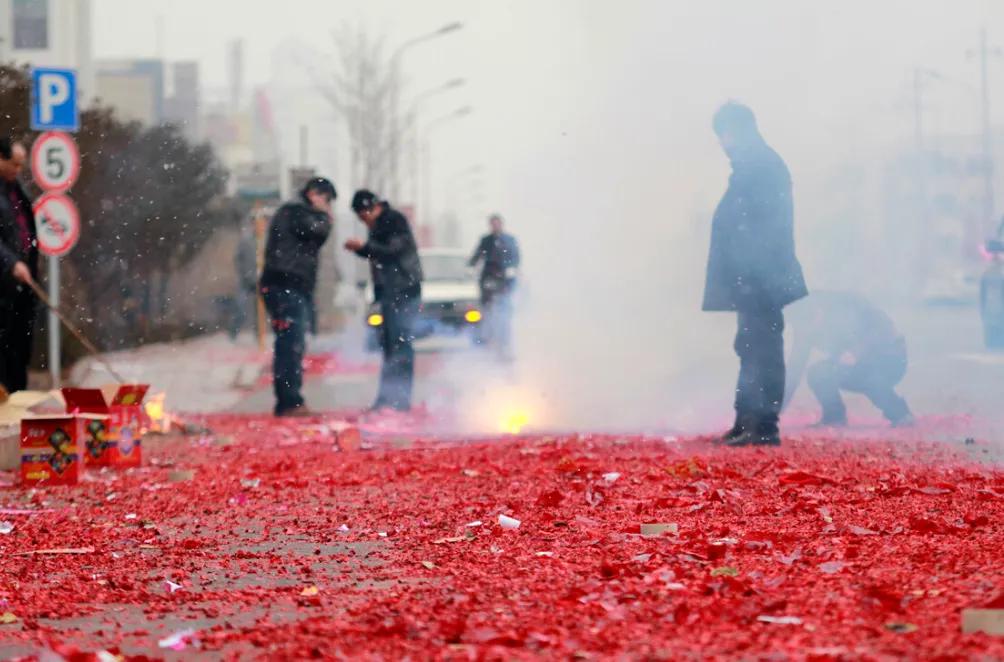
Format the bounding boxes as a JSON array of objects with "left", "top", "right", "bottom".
[{"left": 31, "top": 132, "right": 80, "bottom": 194}]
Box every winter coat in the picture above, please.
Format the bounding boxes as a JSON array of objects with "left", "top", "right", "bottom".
[
  {"left": 354, "top": 204, "right": 423, "bottom": 302},
  {"left": 702, "top": 140, "right": 807, "bottom": 312},
  {"left": 260, "top": 201, "right": 331, "bottom": 295},
  {"left": 469, "top": 233, "right": 520, "bottom": 284},
  {"left": 0, "top": 179, "right": 38, "bottom": 297}
]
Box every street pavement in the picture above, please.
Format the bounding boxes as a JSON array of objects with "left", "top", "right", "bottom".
[{"left": 67, "top": 301, "right": 1004, "bottom": 452}]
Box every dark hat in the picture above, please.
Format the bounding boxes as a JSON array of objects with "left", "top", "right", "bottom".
[
  {"left": 351, "top": 189, "right": 380, "bottom": 212},
  {"left": 300, "top": 176, "right": 337, "bottom": 202}
]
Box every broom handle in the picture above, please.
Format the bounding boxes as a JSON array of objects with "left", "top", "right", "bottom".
[{"left": 25, "top": 279, "right": 126, "bottom": 384}]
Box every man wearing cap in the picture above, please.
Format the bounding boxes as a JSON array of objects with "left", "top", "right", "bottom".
[
  {"left": 0, "top": 137, "right": 38, "bottom": 397},
  {"left": 469, "top": 213, "right": 520, "bottom": 358},
  {"left": 259, "top": 177, "right": 336, "bottom": 417},
  {"left": 703, "top": 102, "right": 807, "bottom": 447},
  {"left": 344, "top": 190, "right": 423, "bottom": 412}
]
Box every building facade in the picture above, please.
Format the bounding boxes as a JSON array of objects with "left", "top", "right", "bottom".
[{"left": 0, "top": 0, "right": 95, "bottom": 103}]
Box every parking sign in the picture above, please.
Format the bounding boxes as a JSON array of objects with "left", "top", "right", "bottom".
[{"left": 31, "top": 68, "right": 79, "bottom": 132}]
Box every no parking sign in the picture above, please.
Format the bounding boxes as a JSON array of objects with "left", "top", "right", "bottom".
[{"left": 33, "top": 192, "right": 81, "bottom": 257}]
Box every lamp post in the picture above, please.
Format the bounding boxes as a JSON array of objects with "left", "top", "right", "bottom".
[
  {"left": 388, "top": 22, "right": 463, "bottom": 200},
  {"left": 405, "top": 78, "right": 465, "bottom": 215},
  {"left": 422, "top": 106, "right": 473, "bottom": 240}
]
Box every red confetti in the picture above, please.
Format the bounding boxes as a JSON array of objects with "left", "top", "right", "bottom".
[{"left": 0, "top": 416, "right": 1001, "bottom": 659}]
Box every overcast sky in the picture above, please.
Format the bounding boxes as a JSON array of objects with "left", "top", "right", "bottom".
[
  {"left": 90, "top": 0, "right": 1004, "bottom": 287},
  {"left": 92, "top": 0, "right": 1004, "bottom": 213}
]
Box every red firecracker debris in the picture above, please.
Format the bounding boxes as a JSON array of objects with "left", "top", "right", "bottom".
[{"left": 0, "top": 414, "right": 1001, "bottom": 659}]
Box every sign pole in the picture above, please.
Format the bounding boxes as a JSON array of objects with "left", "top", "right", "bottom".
[
  {"left": 30, "top": 67, "right": 79, "bottom": 389},
  {"left": 254, "top": 202, "right": 267, "bottom": 352},
  {"left": 47, "top": 256, "right": 60, "bottom": 388}
]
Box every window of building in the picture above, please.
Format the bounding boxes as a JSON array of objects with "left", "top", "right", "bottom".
[{"left": 12, "top": 0, "right": 49, "bottom": 50}]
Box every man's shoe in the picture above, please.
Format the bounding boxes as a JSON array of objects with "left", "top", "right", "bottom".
[
  {"left": 810, "top": 417, "right": 847, "bottom": 429},
  {"left": 724, "top": 429, "right": 781, "bottom": 447},
  {"left": 717, "top": 424, "right": 745, "bottom": 444},
  {"left": 891, "top": 413, "right": 915, "bottom": 428},
  {"left": 276, "top": 405, "right": 314, "bottom": 418}
]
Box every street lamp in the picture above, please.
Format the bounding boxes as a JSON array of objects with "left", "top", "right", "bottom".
[
  {"left": 422, "top": 106, "right": 474, "bottom": 235},
  {"left": 388, "top": 22, "right": 464, "bottom": 200},
  {"left": 406, "top": 78, "right": 467, "bottom": 213}
]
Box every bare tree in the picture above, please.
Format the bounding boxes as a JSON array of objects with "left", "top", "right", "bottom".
[{"left": 314, "top": 25, "right": 402, "bottom": 193}]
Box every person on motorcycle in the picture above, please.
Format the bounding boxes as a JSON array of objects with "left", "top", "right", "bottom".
[{"left": 469, "top": 214, "right": 520, "bottom": 359}]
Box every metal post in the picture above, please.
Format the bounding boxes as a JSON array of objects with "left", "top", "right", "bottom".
[
  {"left": 981, "top": 28, "right": 996, "bottom": 236},
  {"left": 913, "top": 68, "right": 924, "bottom": 153},
  {"left": 299, "top": 125, "right": 308, "bottom": 166},
  {"left": 412, "top": 120, "right": 421, "bottom": 218},
  {"left": 254, "top": 204, "right": 267, "bottom": 352},
  {"left": 423, "top": 139, "right": 432, "bottom": 233},
  {"left": 47, "top": 256, "right": 60, "bottom": 388}
]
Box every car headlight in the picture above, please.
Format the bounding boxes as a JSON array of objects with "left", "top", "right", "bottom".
[
  {"left": 367, "top": 313, "right": 384, "bottom": 327},
  {"left": 464, "top": 309, "right": 482, "bottom": 323}
]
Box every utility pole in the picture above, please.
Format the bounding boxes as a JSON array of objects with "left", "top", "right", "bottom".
[
  {"left": 911, "top": 66, "right": 934, "bottom": 294},
  {"left": 979, "top": 28, "right": 996, "bottom": 237},
  {"left": 913, "top": 67, "right": 925, "bottom": 154},
  {"left": 299, "top": 125, "right": 308, "bottom": 166}
]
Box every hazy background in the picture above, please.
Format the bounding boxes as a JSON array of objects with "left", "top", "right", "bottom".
[{"left": 92, "top": 0, "right": 1004, "bottom": 433}]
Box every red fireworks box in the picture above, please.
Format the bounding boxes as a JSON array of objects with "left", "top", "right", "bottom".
[
  {"left": 20, "top": 414, "right": 103, "bottom": 486},
  {"left": 62, "top": 385, "right": 149, "bottom": 468}
]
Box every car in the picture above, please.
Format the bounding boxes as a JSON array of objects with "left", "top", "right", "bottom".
[
  {"left": 980, "top": 239, "right": 1004, "bottom": 349},
  {"left": 363, "top": 247, "right": 483, "bottom": 351}
]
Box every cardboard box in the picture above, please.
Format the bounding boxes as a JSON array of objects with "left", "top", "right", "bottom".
[
  {"left": 62, "top": 385, "right": 149, "bottom": 469},
  {"left": 20, "top": 415, "right": 98, "bottom": 486},
  {"left": 962, "top": 609, "right": 1004, "bottom": 636},
  {"left": 2, "top": 391, "right": 67, "bottom": 471}
]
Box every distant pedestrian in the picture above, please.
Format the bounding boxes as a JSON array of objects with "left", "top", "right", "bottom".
[
  {"left": 784, "top": 291, "right": 913, "bottom": 428},
  {"left": 230, "top": 219, "right": 258, "bottom": 340},
  {"left": 0, "top": 138, "right": 38, "bottom": 396},
  {"left": 703, "top": 103, "right": 808, "bottom": 446},
  {"left": 344, "top": 190, "right": 423, "bottom": 412},
  {"left": 469, "top": 213, "right": 520, "bottom": 359},
  {"left": 259, "top": 177, "right": 336, "bottom": 417}
]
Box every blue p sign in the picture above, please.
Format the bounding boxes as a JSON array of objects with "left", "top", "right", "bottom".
[{"left": 31, "top": 68, "right": 79, "bottom": 132}]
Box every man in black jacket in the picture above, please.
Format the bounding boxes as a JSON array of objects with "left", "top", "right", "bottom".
[
  {"left": 469, "top": 213, "right": 520, "bottom": 357},
  {"left": 0, "top": 138, "right": 38, "bottom": 396},
  {"left": 259, "top": 177, "right": 336, "bottom": 417},
  {"left": 703, "top": 103, "right": 808, "bottom": 447},
  {"left": 345, "top": 190, "right": 423, "bottom": 412}
]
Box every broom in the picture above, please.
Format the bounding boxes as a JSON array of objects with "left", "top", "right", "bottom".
[{"left": 25, "top": 280, "right": 126, "bottom": 384}]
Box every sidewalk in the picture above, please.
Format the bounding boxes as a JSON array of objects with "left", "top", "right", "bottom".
[{"left": 67, "top": 332, "right": 379, "bottom": 415}]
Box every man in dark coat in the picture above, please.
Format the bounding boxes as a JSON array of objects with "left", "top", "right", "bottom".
[
  {"left": 230, "top": 220, "right": 258, "bottom": 340},
  {"left": 344, "top": 190, "right": 423, "bottom": 412},
  {"left": 259, "top": 177, "right": 336, "bottom": 417},
  {"left": 0, "top": 138, "right": 39, "bottom": 396},
  {"left": 703, "top": 103, "right": 808, "bottom": 446},
  {"left": 784, "top": 291, "right": 913, "bottom": 428},
  {"left": 469, "top": 213, "right": 520, "bottom": 357}
]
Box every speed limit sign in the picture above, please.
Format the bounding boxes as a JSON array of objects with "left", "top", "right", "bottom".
[
  {"left": 33, "top": 192, "right": 81, "bottom": 257},
  {"left": 31, "top": 131, "right": 80, "bottom": 193}
]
